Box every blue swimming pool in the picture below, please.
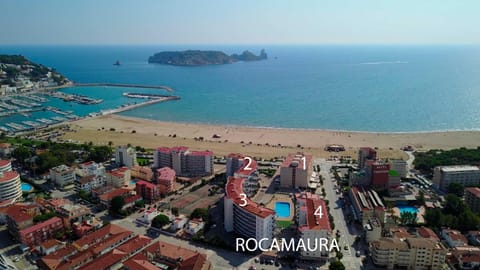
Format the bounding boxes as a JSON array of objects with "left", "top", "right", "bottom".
[
  {"left": 275, "top": 202, "right": 291, "bottom": 218},
  {"left": 397, "top": 205, "right": 418, "bottom": 214},
  {"left": 130, "top": 180, "right": 137, "bottom": 185},
  {"left": 21, "top": 182, "right": 33, "bottom": 192}
]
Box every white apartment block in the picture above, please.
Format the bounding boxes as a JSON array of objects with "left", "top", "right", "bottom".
[{"left": 433, "top": 165, "right": 480, "bottom": 191}]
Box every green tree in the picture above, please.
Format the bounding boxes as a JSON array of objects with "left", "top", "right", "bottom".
[
  {"left": 444, "top": 194, "right": 466, "bottom": 215},
  {"left": 152, "top": 214, "right": 170, "bottom": 228},
  {"left": 190, "top": 208, "right": 208, "bottom": 221},
  {"left": 329, "top": 260, "right": 345, "bottom": 270},
  {"left": 448, "top": 183, "right": 465, "bottom": 197},
  {"left": 12, "top": 145, "right": 31, "bottom": 165},
  {"left": 418, "top": 190, "right": 426, "bottom": 205},
  {"left": 399, "top": 211, "right": 417, "bottom": 225},
  {"left": 135, "top": 200, "right": 145, "bottom": 208},
  {"left": 110, "top": 196, "right": 125, "bottom": 215},
  {"left": 171, "top": 207, "right": 179, "bottom": 216},
  {"left": 89, "top": 146, "right": 112, "bottom": 163}
]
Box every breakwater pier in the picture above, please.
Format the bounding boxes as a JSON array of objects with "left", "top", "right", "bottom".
[{"left": 73, "top": 83, "right": 174, "bottom": 92}]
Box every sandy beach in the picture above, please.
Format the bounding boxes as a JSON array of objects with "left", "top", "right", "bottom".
[{"left": 60, "top": 114, "right": 480, "bottom": 159}]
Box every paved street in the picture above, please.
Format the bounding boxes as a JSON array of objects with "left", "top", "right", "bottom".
[{"left": 314, "top": 158, "right": 363, "bottom": 269}]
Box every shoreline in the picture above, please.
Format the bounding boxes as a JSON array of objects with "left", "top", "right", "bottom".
[
  {"left": 116, "top": 114, "right": 480, "bottom": 135},
  {"left": 58, "top": 114, "right": 480, "bottom": 160}
]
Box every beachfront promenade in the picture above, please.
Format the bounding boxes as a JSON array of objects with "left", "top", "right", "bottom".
[{"left": 73, "top": 82, "right": 174, "bottom": 92}]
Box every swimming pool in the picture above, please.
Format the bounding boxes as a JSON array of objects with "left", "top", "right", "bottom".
[
  {"left": 275, "top": 202, "right": 291, "bottom": 218},
  {"left": 130, "top": 180, "right": 137, "bottom": 185},
  {"left": 397, "top": 205, "right": 418, "bottom": 214},
  {"left": 21, "top": 182, "right": 33, "bottom": 192}
]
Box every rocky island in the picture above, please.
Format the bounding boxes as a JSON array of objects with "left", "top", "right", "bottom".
[{"left": 148, "top": 49, "right": 267, "bottom": 66}]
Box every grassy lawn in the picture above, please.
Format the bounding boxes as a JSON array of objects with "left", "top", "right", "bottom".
[{"left": 277, "top": 220, "right": 292, "bottom": 228}]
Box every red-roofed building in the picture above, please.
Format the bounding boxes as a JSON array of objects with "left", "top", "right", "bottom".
[
  {"left": 0, "top": 170, "right": 22, "bottom": 202},
  {"left": 135, "top": 181, "right": 159, "bottom": 202},
  {"left": 131, "top": 165, "right": 153, "bottom": 182},
  {"left": 224, "top": 176, "right": 275, "bottom": 250},
  {"left": 153, "top": 146, "right": 213, "bottom": 177},
  {"left": 295, "top": 192, "right": 331, "bottom": 261},
  {"left": 417, "top": 226, "right": 440, "bottom": 241},
  {"left": 226, "top": 153, "right": 244, "bottom": 177},
  {"left": 142, "top": 240, "right": 212, "bottom": 270},
  {"left": 98, "top": 188, "right": 136, "bottom": 209},
  {"left": 6, "top": 203, "right": 40, "bottom": 239},
  {"left": 38, "top": 224, "right": 134, "bottom": 270},
  {"left": 280, "top": 153, "right": 312, "bottom": 188},
  {"left": 19, "top": 216, "right": 64, "bottom": 247},
  {"left": 449, "top": 249, "right": 480, "bottom": 270},
  {"left": 0, "top": 159, "right": 12, "bottom": 172},
  {"left": 366, "top": 161, "right": 390, "bottom": 191},
  {"left": 442, "top": 229, "right": 469, "bottom": 248},
  {"left": 78, "top": 235, "right": 151, "bottom": 270},
  {"left": 358, "top": 147, "right": 377, "bottom": 169},
  {"left": 123, "top": 254, "right": 158, "bottom": 270},
  {"left": 106, "top": 166, "right": 131, "bottom": 188},
  {"left": 465, "top": 187, "right": 480, "bottom": 215},
  {"left": 348, "top": 185, "right": 386, "bottom": 225},
  {"left": 157, "top": 167, "right": 176, "bottom": 195}
]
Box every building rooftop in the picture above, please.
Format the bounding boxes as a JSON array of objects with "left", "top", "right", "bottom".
[
  {"left": 0, "top": 170, "right": 19, "bottom": 183},
  {"left": 98, "top": 188, "right": 132, "bottom": 202},
  {"left": 296, "top": 192, "right": 331, "bottom": 232},
  {"left": 41, "top": 239, "right": 60, "bottom": 250},
  {"left": 225, "top": 176, "right": 275, "bottom": 219},
  {"left": 123, "top": 254, "right": 158, "bottom": 270},
  {"left": 20, "top": 216, "right": 62, "bottom": 235},
  {"left": 50, "top": 164, "right": 73, "bottom": 173},
  {"left": 145, "top": 241, "right": 211, "bottom": 270},
  {"left": 466, "top": 187, "right": 480, "bottom": 198},
  {"left": 235, "top": 158, "right": 257, "bottom": 176},
  {"left": 117, "top": 235, "right": 152, "bottom": 254},
  {"left": 78, "top": 249, "right": 126, "bottom": 270},
  {"left": 156, "top": 146, "right": 189, "bottom": 153},
  {"left": 74, "top": 224, "right": 133, "bottom": 249},
  {"left": 6, "top": 203, "right": 37, "bottom": 223},
  {"left": 417, "top": 226, "right": 440, "bottom": 241},
  {"left": 136, "top": 180, "right": 156, "bottom": 189},
  {"left": 0, "top": 159, "right": 11, "bottom": 168},
  {"left": 157, "top": 167, "right": 176, "bottom": 181},
  {"left": 439, "top": 165, "right": 480, "bottom": 172},
  {"left": 281, "top": 153, "right": 312, "bottom": 170}
]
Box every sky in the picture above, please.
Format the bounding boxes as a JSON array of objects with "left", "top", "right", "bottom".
[{"left": 1, "top": 0, "right": 479, "bottom": 45}]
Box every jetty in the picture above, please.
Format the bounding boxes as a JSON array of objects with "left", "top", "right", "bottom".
[
  {"left": 73, "top": 83, "right": 174, "bottom": 92},
  {"left": 99, "top": 95, "right": 180, "bottom": 116}
]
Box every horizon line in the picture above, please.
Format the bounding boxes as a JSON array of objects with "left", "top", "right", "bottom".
[{"left": 1, "top": 42, "right": 480, "bottom": 47}]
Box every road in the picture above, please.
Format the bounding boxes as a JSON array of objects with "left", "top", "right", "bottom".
[{"left": 315, "top": 158, "right": 363, "bottom": 269}]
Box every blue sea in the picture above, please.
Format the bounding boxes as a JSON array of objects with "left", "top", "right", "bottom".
[{"left": 1, "top": 45, "right": 480, "bottom": 132}]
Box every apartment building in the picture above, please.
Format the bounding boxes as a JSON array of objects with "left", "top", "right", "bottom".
[
  {"left": 115, "top": 145, "right": 137, "bottom": 168},
  {"left": 0, "top": 160, "right": 21, "bottom": 202},
  {"left": 348, "top": 185, "right": 386, "bottom": 225},
  {"left": 295, "top": 192, "right": 331, "bottom": 261},
  {"left": 370, "top": 237, "right": 447, "bottom": 270},
  {"left": 106, "top": 166, "right": 131, "bottom": 188},
  {"left": 433, "top": 165, "right": 480, "bottom": 191},
  {"left": 465, "top": 187, "right": 480, "bottom": 215},
  {"left": 153, "top": 146, "right": 213, "bottom": 177},
  {"left": 156, "top": 167, "right": 176, "bottom": 195},
  {"left": 50, "top": 164, "right": 76, "bottom": 189},
  {"left": 280, "top": 153, "right": 312, "bottom": 188}
]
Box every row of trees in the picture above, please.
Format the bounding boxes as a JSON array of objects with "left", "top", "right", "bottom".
[
  {"left": 11, "top": 140, "right": 112, "bottom": 174},
  {"left": 424, "top": 194, "right": 480, "bottom": 231},
  {"left": 414, "top": 147, "right": 480, "bottom": 172}
]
